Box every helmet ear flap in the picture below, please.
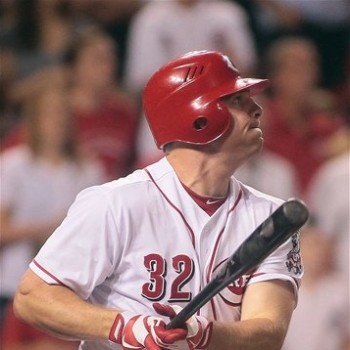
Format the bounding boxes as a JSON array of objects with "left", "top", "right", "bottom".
[
  {"left": 186, "top": 99, "right": 232, "bottom": 145},
  {"left": 145, "top": 90, "right": 232, "bottom": 149}
]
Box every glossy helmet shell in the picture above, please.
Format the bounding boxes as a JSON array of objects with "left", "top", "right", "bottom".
[{"left": 143, "top": 50, "right": 269, "bottom": 149}]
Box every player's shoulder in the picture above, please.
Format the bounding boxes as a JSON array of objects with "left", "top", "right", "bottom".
[
  {"left": 237, "top": 180, "right": 285, "bottom": 209},
  {"left": 79, "top": 157, "right": 171, "bottom": 199}
]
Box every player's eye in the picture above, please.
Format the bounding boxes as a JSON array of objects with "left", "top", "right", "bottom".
[
  {"left": 231, "top": 96, "right": 242, "bottom": 105},
  {"left": 227, "top": 94, "right": 245, "bottom": 108},
  {"left": 221, "top": 92, "right": 249, "bottom": 109}
]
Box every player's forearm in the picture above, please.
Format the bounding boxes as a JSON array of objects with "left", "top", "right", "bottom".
[
  {"left": 14, "top": 270, "right": 116, "bottom": 341},
  {"left": 208, "top": 318, "right": 287, "bottom": 350}
]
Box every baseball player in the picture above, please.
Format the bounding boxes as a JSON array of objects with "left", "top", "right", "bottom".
[{"left": 14, "top": 51, "right": 303, "bottom": 350}]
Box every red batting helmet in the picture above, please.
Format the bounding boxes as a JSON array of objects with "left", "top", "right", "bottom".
[{"left": 143, "top": 50, "right": 269, "bottom": 149}]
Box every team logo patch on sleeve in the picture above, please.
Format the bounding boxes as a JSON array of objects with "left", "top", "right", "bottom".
[{"left": 285, "top": 232, "right": 303, "bottom": 275}]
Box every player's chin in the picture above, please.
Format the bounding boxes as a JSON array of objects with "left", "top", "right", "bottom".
[
  {"left": 253, "top": 142, "right": 263, "bottom": 156},
  {"left": 248, "top": 135, "right": 264, "bottom": 156},
  {"left": 248, "top": 128, "right": 264, "bottom": 145}
]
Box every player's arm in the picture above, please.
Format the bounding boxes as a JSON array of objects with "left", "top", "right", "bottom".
[
  {"left": 14, "top": 269, "right": 187, "bottom": 348},
  {"left": 208, "top": 280, "right": 295, "bottom": 350},
  {"left": 14, "top": 269, "right": 117, "bottom": 341}
]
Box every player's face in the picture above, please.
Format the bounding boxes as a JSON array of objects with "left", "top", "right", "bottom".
[{"left": 219, "top": 91, "right": 263, "bottom": 162}]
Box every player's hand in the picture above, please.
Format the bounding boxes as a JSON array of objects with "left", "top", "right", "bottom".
[
  {"left": 153, "top": 303, "right": 213, "bottom": 350},
  {"left": 109, "top": 310, "right": 187, "bottom": 350}
]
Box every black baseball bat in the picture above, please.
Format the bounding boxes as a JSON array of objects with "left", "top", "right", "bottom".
[{"left": 167, "top": 198, "right": 309, "bottom": 329}]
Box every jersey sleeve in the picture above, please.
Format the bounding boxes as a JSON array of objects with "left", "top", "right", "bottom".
[
  {"left": 248, "top": 231, "right": 303, "bottom": 298},
  {"left": 30, "top": 186, "right": 120, "bottom": 300}
]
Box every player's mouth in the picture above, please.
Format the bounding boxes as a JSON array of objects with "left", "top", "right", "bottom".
[{"left": 249, "top": 122, "right": 261, "bottom": 129}]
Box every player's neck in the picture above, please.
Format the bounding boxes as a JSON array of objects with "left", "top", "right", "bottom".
[
  {"left": 181, "top": 181, "right": 227, "bottom": 216},
  {"left": 166, "top": 150, "right": 231, "bottom": 198}
]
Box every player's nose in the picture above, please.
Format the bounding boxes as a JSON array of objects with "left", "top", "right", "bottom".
[{"left": 250, "top": 100, "right": 263, "bottom": 119}]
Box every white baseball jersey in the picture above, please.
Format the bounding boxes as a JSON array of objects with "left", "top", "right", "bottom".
[{"left": 30, "top": 157, "right": 303, "bottom": 350}]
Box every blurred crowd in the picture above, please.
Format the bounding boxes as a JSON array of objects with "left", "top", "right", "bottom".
[{"left": 0, "top": 0, "right": 349, "bottom": 349}]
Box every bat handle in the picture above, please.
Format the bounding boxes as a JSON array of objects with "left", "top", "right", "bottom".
[
  {"left": 166, "top": 293, "right": 207, "bottom": 329},
  {"left": 166, "top": 309, "right": 191, "bottom": 329},
  {"left": 166, "top": 278, "right": 226, "bottom": 329}
]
